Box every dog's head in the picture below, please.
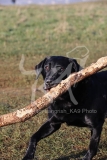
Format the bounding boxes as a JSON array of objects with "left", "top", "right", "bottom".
[{"left": 35, "top": 56, "right": 81, "bottom": 91}]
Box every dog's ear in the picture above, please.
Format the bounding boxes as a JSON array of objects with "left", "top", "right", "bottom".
[
  {"left": 35, "top": 58, "right": 47, "bottom": 79},
  {"left": 69, "top": 59, "right": 81, "bottom": 73}
]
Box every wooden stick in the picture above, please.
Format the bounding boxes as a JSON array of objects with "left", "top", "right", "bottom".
[{"left": 0, "top": 56, "right": 107, "bottom": 127}]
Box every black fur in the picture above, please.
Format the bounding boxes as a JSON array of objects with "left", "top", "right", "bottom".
[{"left": 22, "top": 56, "right": 107, "bottom": 160}]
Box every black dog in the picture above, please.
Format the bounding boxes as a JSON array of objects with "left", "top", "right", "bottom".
[{"left": 22, "top": 56, "right": 107, "bottom": 160}]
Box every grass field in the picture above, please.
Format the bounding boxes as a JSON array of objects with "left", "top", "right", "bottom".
[{"left": 0, "top": 1, "right": 107, "bottom": 160}]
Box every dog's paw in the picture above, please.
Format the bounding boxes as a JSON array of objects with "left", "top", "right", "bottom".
[
  {"left": 82, "top": 156, "right": 91, "bottom": 160},
  {"left": 22, "top": 155, "right": 34, "bottom": 160},
  {"left": 22, "top": 157, "right": 33, "bottom": 160}
]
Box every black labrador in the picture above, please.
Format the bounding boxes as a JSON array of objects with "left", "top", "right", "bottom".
[{"left": 22, "top": 56, "right": 107, "bottom": 160}]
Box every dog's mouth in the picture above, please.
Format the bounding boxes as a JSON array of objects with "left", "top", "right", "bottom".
[
  {"left": 44, "top": 83, "right": 59, "bottom": 91},
  {"left": 44, "top": 87, "right": 51, "bottom": 91}
]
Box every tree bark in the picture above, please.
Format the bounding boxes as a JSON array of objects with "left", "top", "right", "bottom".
[{"left": 0, "top": 56, "right": 107, "bottom": 127}]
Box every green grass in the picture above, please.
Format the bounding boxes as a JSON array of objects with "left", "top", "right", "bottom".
[{"left": 0, "top": 1, "right": 107, "bottom": 160}]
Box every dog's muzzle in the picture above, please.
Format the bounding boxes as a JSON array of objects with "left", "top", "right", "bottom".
[{"left": 44, "top": 79, "right": 59, "bottom": 91}]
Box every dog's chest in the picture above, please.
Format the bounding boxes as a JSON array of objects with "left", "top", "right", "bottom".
[{"left": 64, "top": 114, "right": 90, "bottom": 127}]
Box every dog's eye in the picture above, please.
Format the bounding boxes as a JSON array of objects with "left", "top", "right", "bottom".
[
  {"left": 59, "top": 68, "right": 64, "bottom": 72},
  {"left": 45, "top": 66, "right": 49, "bottom": 71}
]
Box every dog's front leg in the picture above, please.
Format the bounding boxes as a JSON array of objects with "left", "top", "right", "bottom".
[
  {"left": 22, "top": 116, "right": 61, "bottom": 160},
  {"left": 82, "top": 122, "right": 103, "bottom": 160}
]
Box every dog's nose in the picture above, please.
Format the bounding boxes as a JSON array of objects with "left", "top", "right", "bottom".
[{"left": 46, "top": 80, "right": 52, "bottom": 85}]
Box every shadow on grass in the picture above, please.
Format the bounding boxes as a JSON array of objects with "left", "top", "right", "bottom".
[
  {"left": 55, "top": 150, "right": 86, "bottom": 160},
  {"left": 55, "top": 150, "right": 107, "bottom": 160},
  {"left": 100, "top": 158, "right": 107, "bottom": 160}
]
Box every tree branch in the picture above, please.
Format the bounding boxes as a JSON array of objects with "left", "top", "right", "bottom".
[{"left": 0, "top": 56, "right": 107, "bottom": 127}]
